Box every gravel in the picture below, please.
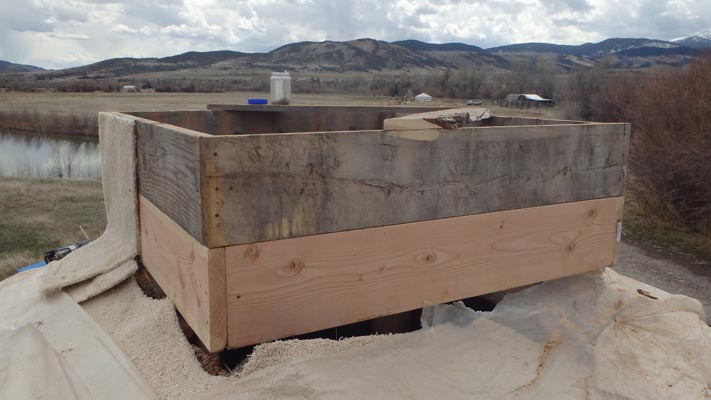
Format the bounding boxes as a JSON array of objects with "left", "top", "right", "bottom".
[{"left": 616, "top": 241, "right": 711, "bottom": 324}]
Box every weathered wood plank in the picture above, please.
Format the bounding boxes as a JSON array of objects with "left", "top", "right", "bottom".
[
  {"left": 203, "top": 105, "right": 447, "bottom": 135},
  {"left": 139, "top": 195, "right": 226, "bottom": 352},
  {"left": 130, "top": 111, "right": 217, "bottom": 135},
  {"left": 206, "top": 104, "right": 445, "bottom": 114},
  {"left": 201, "top": 123, "right": 629, "bottom": 247},
  {"left": 483, "top": 116, "right": 586, "bottom": 126},
  {"left": 209, "top": 109, "right": 437, "bottom": 135},
  {"left": 224, "top": 197, "right": 624, "bottom": 348},
  {"left": 136, "top": 119, "right": 207, "bottom": 243}
]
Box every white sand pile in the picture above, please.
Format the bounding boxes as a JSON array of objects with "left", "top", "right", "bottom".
[
  {"left": 185, "top": 268, "right": 711, "bottom": 400},
  {"left": 80, "top": 268, "right": 711, "bottom": 400},
  {"left": 81, "top": 278, "right": 223, "bottom": 399},
  {"left": 239, "top": 335, "right": 393, "bottom": 377}
]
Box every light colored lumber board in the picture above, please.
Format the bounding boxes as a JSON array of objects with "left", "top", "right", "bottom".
[
  {"left": 224, "top": 197, "right": 624, "bottom": 348},
  {"left": 136, "top": 119, "right": 209, "bottom": 244},
  {"left": 383, "top": 107, "right": 490, "bottom": 130},
  {"left": 139, "top": 195, "right": 226, "bottom": 352},
  {"left": 201, "top": 122, "right": 629, "bottom": 247}
]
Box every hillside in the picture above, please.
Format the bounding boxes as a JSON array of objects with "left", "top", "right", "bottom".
[
  {"left": 44, "top": 38, "right": 506, "bottom": 76},
  {"left": 41, "top": 37, "right": 706, "bottom": 78},
  {"left": 264, "top": 39, "right": 447, "bottom": 71},
  {"left": 675, "top": 30, "right": 711, "bottom": 49},
  {"left": 488, "top": 38, "right": 698, "bottom": 70},
  {"left": 14, "top": 37, "right": 707, "bottom": 78},
  {"left": 0, "top": 35, "right": 708, "bottom": 93},
  {"left": 0, "top": 60, "right": 44, "bottom": 74}
]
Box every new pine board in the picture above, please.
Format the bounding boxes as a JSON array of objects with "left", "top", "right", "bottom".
[
  {"left": 201, "top": 123, "right": 629, "bottom": 247},
  {"left": 139, "top": 195, "right": 227, "bottom": 352},
  {"left": 224, "top": 197, "right": 624, "bottom": 348}
]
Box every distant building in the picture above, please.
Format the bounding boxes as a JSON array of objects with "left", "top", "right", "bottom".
[
  {"left": 503, "top": 93, "right": 553, "bottom": 109},
  {"left": 122, "top": 85, "right": 137, "bottom": 92},
  {"left": 415, "top": 92, "right": 433, "bottom": 103},
  {"left": 505, "top": 94, "right": 552, "bottom": 104}
]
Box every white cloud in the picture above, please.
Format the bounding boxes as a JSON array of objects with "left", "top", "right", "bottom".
[{"left": 0, "top": 0, "right": 709, "bottom": 69}]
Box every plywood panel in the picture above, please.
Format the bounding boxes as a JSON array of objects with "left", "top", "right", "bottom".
[
  {"left": 202, "top": 123, "right": 629, "bottom": 247},
  {"left": 139, "top": 195, "right": 226, "bottom": 352},
  {"left": 224, "top": 197, "right": 624, "bottom": 348}
]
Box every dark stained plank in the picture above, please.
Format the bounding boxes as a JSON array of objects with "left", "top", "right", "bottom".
[
  {"left": 130, "top": 111, "right": 218, "bottom": 135},
  {"left": 200, "top": 122, "right": 629, "bottom": 247},
  {"left": 136, "top": 119, "right": 208, "bottom": 243}
]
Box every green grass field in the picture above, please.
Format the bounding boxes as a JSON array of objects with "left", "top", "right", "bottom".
[{"left": 0, "top": 177, "right": 106, "bottom": 280}]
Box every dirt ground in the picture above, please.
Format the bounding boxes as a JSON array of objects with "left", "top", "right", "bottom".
[{"left": 616, "top": 242, "right": 711, "bottom": 323}]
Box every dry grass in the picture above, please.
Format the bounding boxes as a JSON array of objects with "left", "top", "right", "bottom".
[
  {"left": 0, "top": 91, "right": 566, "bottom": 136},
  {"left": 628, "top": 58, "right": 711, "bottom": 235},
  {"left": 623, "top": 195, "right": 711, "bottom": 266},
  {"left": 0, "top": 177, "right": 105, "bottom": 281}
]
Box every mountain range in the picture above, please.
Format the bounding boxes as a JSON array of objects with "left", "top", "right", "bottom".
[
  {"left": 674, "top": 29, "right": 711, "bottom": 49},
  {"left": 1, "top": 32, "right": 710, "bottom": 78}
]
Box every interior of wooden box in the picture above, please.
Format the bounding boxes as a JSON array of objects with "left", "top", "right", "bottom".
[{"left": 129, "top": 107, "right": 586, "bottom": 136}]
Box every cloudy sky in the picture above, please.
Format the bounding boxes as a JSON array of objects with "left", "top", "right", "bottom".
[{"left": 1, "top": 0, "right": 709, "bottom": 69}]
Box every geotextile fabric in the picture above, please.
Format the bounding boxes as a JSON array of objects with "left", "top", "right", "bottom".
[{"left": 41, "top": 112, "right": 139, "bottom": 302}]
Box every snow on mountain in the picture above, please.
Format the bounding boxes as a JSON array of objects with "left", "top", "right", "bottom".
[{"left": 674, "top": 30, "right": 711, "bottom": 49}]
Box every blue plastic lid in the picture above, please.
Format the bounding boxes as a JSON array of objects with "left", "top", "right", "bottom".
[{"left": 248, "top": 98, "right": 269, "bottom": 105}]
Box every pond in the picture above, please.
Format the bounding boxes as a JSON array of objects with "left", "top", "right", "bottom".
[{"left": 0, "top": 130, "right": 100, "bottom": 179}]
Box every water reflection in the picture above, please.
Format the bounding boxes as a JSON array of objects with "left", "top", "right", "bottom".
[{"left": 0, "top": 131, "right": 100, "bottom": 180}]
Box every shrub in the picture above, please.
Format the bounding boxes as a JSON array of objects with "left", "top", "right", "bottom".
[{"left": 628, "top": 55, "right": 711, "bottom": 234}]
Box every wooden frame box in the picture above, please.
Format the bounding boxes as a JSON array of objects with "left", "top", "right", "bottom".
[{"left": 117, "top": 105, "right": 629, "bottom": 352}]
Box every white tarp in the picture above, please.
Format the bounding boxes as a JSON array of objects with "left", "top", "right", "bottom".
[
  {"left": 0, "top": 270, "right": 155, "bottom": 400},
  {"left": 186, "top": 268, "right": 711, "bottom": 400},
  {"left": 3, "top": 266, "right": 710, "bottom": 400}
]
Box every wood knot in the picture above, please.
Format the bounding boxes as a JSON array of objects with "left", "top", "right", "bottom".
[
  {"left": 243, "top": 245, "right": 260, "bottom": 262},
  {"left": 588, "top": 208, "right": 597, "bottom": 218},
  {"left": 419, "top": 252, "right": 437, "bottom": 264},
  {"left": 277, "top": 259, "right": 305, "bottom": 276}
]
